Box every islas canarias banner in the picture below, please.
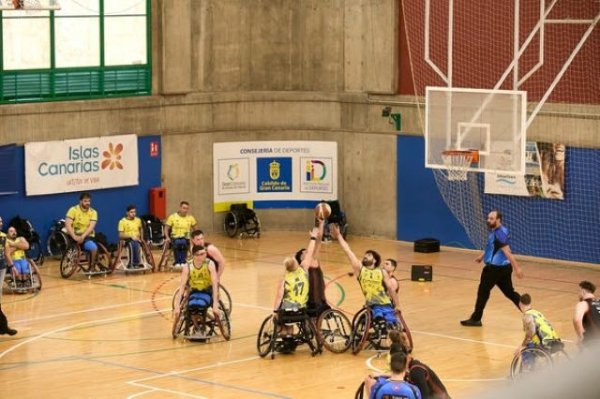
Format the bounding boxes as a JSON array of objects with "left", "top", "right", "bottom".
[{"left": 25, "top": 134, "right": 139, "bottom": 196}]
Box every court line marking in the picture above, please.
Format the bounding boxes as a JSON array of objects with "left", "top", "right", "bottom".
[
  {"left": 11, "top": 297, "right": 172, "bottom": 325},
  {"left": 126, "top": 356, "right": 291, "bottom": 399},
  {"left": 0, "top": 309, "right": 168, "bottom": 360},
  {"left": 366, "top": 354, "right": 507, "bottom": 382}
]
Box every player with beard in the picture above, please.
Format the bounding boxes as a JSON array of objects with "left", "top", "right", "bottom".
[
  {"left": 65, "top": 192, "right": 99, "bottom": 268},
  {"left": 330, "top": 224, "right": 401, "bottom": 327},
  {"left": 461, "top": 210, "right": 524, "bottom": 327}
]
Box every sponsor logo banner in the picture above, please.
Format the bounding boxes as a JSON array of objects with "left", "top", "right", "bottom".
[
  {"left": 213, "top": 141, "right": 337, "bottom": 210},
  {"left": 25, "top": 134, "right": 139, "bottom": 196}
]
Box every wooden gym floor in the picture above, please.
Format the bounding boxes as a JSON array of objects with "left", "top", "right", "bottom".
[{"left": 1, "top": 231, "right": 598, "bottom": 398}]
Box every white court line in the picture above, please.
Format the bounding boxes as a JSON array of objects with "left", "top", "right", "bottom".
[
  {"left": 366, "top": 354, "right": 507, "bottom": 382},
  {"left": 127, "top": 386, "right": 207, "bottom": 399},
  {"left": 11, "top": 297, "right": 171, "bottom": 325},
  {"left": 127, "top": 356, "right": 261, "bottom": 399},
  {"left": 412, "top": 330, "right": 515, "bottom": 348},
  {"left": 129, "top": 355, "right": 261, "bottom": 384},
  {"left": 0, "top": 308, "right": 170, "bottom": 360}
]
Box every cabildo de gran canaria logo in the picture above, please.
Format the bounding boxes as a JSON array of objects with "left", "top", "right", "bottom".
[{"left": 38, "top": 142, "right": 124, "bottom": 176}]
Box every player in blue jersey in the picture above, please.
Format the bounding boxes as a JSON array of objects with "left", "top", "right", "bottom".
[
  {"left": 461, "top": 210, "right": 523, "bottom": 327},
  {"left": 366, "top": 352, "right": 422, "bottom": 399}
]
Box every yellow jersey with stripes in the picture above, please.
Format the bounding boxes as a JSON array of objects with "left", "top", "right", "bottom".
[
  {"left": 66, "top": 205, "right": 97, "bottom": 236},
  {"left": 165, "top": 213, "right": 196, "bottom": 239},
  {"left": 358, "top": 267, "right": 391, "bottom": 306},
  {"left": 282, "top": 267, "right": 309, "bottom": 309},
  {"left": 118, "top": 217, "right": 142, "bottom": 239},
  {"left": 526, "top": 309, "right": 560, "bottom": 347},
  {"left": 7, "top": 237, "right": 26, "bottom": 260},
  {"left": 188, "top": 259, "right": 213, "bottom": 292}
]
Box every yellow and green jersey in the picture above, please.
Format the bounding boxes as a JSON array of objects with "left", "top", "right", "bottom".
[
  {"left": 358, "top": 267, "right": 391, "bottom": 306},
  {"left": 118, "top": 217, "right": 142, "bottom": 239},
  {"left": 188, "top": 260, "right": 212, "bottom": 292},
  {"left": 526, "top": 309, "right": 560, "bottom": 347},
  {"left": 165, "top": 213, "right": 196, "bottom": 239},
  {"left": 7, "top": 237, "right": 26, "bottom": 260},
  {"left": 66, "top": 205, "right": 97, "bottom": 236},
  {"left": 282, "top": 267, "right": 309, "bottom": 309}
]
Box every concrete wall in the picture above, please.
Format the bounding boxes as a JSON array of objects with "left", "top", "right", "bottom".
[{"left": 0, "top": 0, "right": 598, "bottom": 238}]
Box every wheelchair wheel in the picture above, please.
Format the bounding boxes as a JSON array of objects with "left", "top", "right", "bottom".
[
  {"left": 510, "top": 346, "right": 553, "bottom": 379},
  {"left": 47, "top": 230, "right": 69, "bottom": 259},
  {"left": 215, "top": 301, "right": 231, "bottom": 340},
  {"left": 219, "top": 285, "right": 232, "bottom": 316},
  {"left": 223, "top": 212, "right": 239, "bottom": 238},
  {"left": 303, "top": 318, "right": 322, "bottom": 356},
  {"left": 172, "top": 309, "right": 187, "bottom": 339},
  {"left": 171, "top": 285, "right": 231, "bottom": 316},
  {"left": 28, "top": 259, "right": 43, "bottom": 291},
  {"left": 257, "top": 314, "right": 276, "bottom": 358},
  {"left": 60, "top": 247, "right": 79, "bottom": 279},
  {"left": 140, "top": 241, "right": 156, "bottom": 271},
  {"left": 351, "top": 308, "right": 371, "bottom": 355},
  {"left": 354, "top": 381, "right": 366, "bottom": 399},
  {"left": 158, "top": 242, "right": 175, "bottom": 271},
  {"left": 396, "top": 309, "right": 414, "bottom": 351},
  {"left": 317, "top": 309, "right": 352, "bottom": 353},
  {"left": 27, "top": 240, "right": 44, "bottom": 265},
  {"left": 96, "top": 243, "right": 113, "bottom": 273}
]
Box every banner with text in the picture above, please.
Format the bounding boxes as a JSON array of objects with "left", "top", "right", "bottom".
[
  {"left": 485, "top": 141, "right": 565, "bottom": 200},
  {"left": 213, "top": 141, "right": 337, "bottom": 211},
  {"left": 25, "top": 134, "right": 139, "bottom": 196}
]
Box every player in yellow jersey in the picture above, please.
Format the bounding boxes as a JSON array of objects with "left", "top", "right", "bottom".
[
  {"left": 330, "top": 224, "right": 401, "bottom": 326},
  {"left": 118, "top": 204, "right": 144, "bottom": 268},
  {"left": 164, "top": 201, "right": 197, "bottom": 268},
  {"left": 0, "top": 216, "right": 17, "bottom": 336},
  {"left": 272, "top": 227, "right": 320, "bottom": 348},
  {"left": 174, "top": 245, "right": 219, "bottom": 333},
  {"left": 516, "top": 293, "right": 563, "bottom": 363},
  {"left": 65, "top": 192, "right": 99, "bottom": 267},
  {"left": 6, "top": 226, "right": 30, "bottom": 286}
]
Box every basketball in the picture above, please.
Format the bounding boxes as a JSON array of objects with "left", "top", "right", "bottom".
[{"left": 314, "top": 203, "right": 331, "bottom": 220}]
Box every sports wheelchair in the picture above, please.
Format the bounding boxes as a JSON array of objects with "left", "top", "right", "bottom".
[
  {"left": 223, "top": 204, "right": 260, "bottom": 238},
  {"left": 3, "top": 259, "right": 43, "bottom": 294},
  {"left": 46, "top": 219, "right": 70, "bottom": 259},
  {"left": 59, "top": 238, "right": 113, "bottom": 279},
  {"left": 171, "top": 284, "right": 232, "bottom": 317},
  {"left": 257, "top": 308, "right": 322, "bottom": 359},
  {"left": 171, "top": 286, "right": 231, "bottom": 342},
  {"left": 323, "top": 200, "right": 348, "bottom": 240},
  {"left": 111, "top": 239, "right": 155, "bottom": 273},
  {"left": 510, "top": 339, "right": 569, "bottom": 379},
  {"left": 157, "top": 237, "right": 190, "bottom": 272},
  {"left": 8, "top": 215, "right": 44, "bottom": 265},
  {"left": 316, "top": 308, "right": 353, "bottom": 353},
  {"left": 140, "top": 214, "right": 165, "bottom": 249},
  {"left": 349, "top": 306, "right": 413, "bottom": 355}
]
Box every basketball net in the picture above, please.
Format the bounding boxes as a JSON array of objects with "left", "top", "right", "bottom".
[{"left": 441, "top": 150, "right": 474, "bottom": 181}]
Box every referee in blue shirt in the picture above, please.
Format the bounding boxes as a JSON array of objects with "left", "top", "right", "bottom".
[{"left": 461, "top": 210, "right": 524, "bottom": 327}]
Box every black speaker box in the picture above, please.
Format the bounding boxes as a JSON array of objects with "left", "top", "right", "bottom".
[
  {"left": 411, "top": 265, "right": 433, "bottom": 282},
  {"left": 414, "top": 237, "right": 440, "bottom": 253}
]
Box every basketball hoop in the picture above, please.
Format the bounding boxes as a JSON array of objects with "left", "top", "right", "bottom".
[{"left": 441, "top": 150, "right": 478, "bottom": 181}]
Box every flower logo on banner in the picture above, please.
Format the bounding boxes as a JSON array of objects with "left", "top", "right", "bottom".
[{"left": 101, "top": 142, "right": 124, "bottom": 170}]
